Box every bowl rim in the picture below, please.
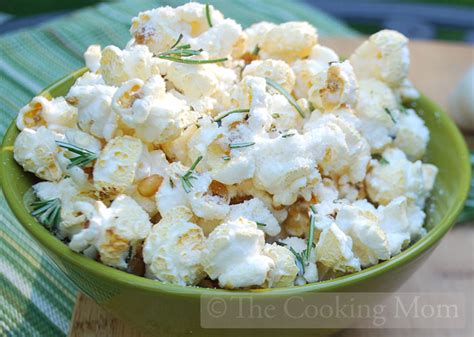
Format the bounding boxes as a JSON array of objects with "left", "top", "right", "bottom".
[{"left": 1, "top": 68, "right": 471, "bottom": 298}]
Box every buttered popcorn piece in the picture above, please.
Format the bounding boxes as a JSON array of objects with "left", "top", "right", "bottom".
[
  {"left": 99, "top": 45, "right": 161, "bottom": 86},
  {"left": 16, "top": 96, "right": 77, "bottom": 132},
  {"left": 93, "top": 136, "right": 143, "bottom": 198},
  {"left": 377, "top": 197, "right": 411, "bottom": 255},
  {"left": 242, "top": 60, "right": 295, "bottom": 93},
  {"left": 69, "top": 195, "right": 152, "bottom": 268},
  {"left": 308, "top": 61, "right": 359, "bottom": 112},
  {"left": 262, "top": 243, "right": 299, "bottom": 288},
  {"left": 260, "top": 22, "right": 318, "bottom": 63},
  {"left": 315, "top": 223, "right": 361, "bottom": 273},
  {"left": 366, "top": 148, "right": 438, "bottom": 207},
  {"left": 84, "top": 45, "right": 102, "bottom": 73},
  {"left": 350, "top": 29, "right": 409, "bottom": 88},
  {"left": 14, "top": 126, "right": 63, "bottom": 181},
  {"left": 202, "top": 217, "right": 274, "bottom": 289},
  {"left": 143, "top": 208, "right": 206, "bottom": 285}
]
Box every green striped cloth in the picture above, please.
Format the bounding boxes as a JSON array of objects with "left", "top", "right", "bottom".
[{"left": 0, "top": 1, "right": 356, "bottom": 336}]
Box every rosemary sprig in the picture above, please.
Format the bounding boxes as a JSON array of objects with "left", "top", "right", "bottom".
[
  {"left": 205, "top": 3, "right": 213, "bottom": 27},
  {"left": 288, "top": 246, "right": 306, "bottom": 275},
  {"left": 265, "top": 77, "right": 305, "bottom": 118},
  {"left": 56, "top": 141, "right": 97, "bottom": 169},
  {"left": 158, "top": 35, "right": 227, "bottom": 64},
  {"left": 372, "top": 154, "right": 389, "bottom": 165},
  {"left": 180, "top": 156, "right": 203, "bottom": 193},
  {"left": 229, "top": 142, "right": 255, "bottom": 149},
  {"left": 30, "top": 198, "right": 61, "bottom": 230},
  {"left": 384, "top": 107, "right": 397, "bottom": 123},
  {"left": 252, "top": 45, "right": 260, "bottom": 55},
  {"left": 213, "top": 108, "right": 250, "bottom": 126}
]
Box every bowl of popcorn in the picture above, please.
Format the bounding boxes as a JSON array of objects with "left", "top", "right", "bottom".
[{"left": 0, "top": 2, "right": 470, "bottom": 336}]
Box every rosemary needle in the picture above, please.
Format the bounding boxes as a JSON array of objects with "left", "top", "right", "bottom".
[
  {"left": 205, "top": 3, "right": 213, "bottom": 27},
  {"left": 213, "top": 108, "right": 250, "bottom": 126},
  {"left": 229, "top": 142, "right": 255, "bottom": 149},
  {"left": 180, "top": 156, "right": 203, "bottom": 193},
  {"left": 265, "top": 77, "right": 305, "bottom": 118}
]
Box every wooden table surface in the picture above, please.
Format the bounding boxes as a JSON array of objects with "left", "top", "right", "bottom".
[{"left": 68, "top": 38, "right": 474, "bottom": 337}]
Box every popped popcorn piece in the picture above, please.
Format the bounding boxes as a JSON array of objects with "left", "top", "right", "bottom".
[
  {"left": 84, "top": 45, "right": 102, "bottom": 73},
  {"left": 336, "top": 201, "right": 390, "bottom": 267},
  {"left": 308, "top": 61, "right": 359, "bottom": 112},
  {"left": 32, "top": 178, "right": 94, "bottom": 237},
  {"left": 227, "top": 198, "right": 281, "bottom": 236},
  {"left": 112, "top": 76, "right": 195, "bottom": 144},
  {"left": 155, "top": 162, "right": 230, "bottom": 221},
  {"left": 309, "top": 45, "right": 339, "bottom": 63},
  {"left": 66, "top": 77, "right": 118, "bottom": 140},
  {"left": 394, "top": 108, "right": 429, "bottom": 160},
  {"left": 292, "top": 59, "right": 328, "bottom": 100},
  {"left": 202, "top": 217, "right": 274, "bottom": 289},
  {"left": 350, "top": 29, "right": 409, "bottom": 87},
  {"left": 16, "top": 96, "right": 77, "bottom": 132},
  {"left": 69, "top": 195, "right": 152, "bottom": 269},
  {"left": 131, "top": 3, "right": 223, "bottom": 54},
  {"left": 243, "top": 59, "right": 295, "bottom": 93},
  {"left": 93, "top": 136, "right": 143, "bottom": 199},
  {"left": 377, "top": 197, "right": 411, "bottom": 255},
  {"left": 260, "top": 22, "right": 318, "bottom": 63},
  {"left": 355, "top": 79, "right": 399, "bottom": 151},
  {"left": 253, "top": 133, "right": 321, "bottom": 206},
  {"left": 99, "top": 45, "right": 161, "bottom": 86},
  {"left": 143, "top": 207, "right": 206, "bottom": 285},
  {"left": 243, "top": 21, "right": 276, "bottom": 54},
  {"left": 262, "top": 243, "right": 299, "bottom": 288},
  {"left": 395, "top": 79, "right": 420, "bottom": 103},
  {"left": 279, "top": 237, "right": 318, "bottom": 285},
  {"left": 315, "top": 223, "right": 361, "bottom": 273},
  {"left": 14, "top": 127, "right": 63, "bottom": 181},
  {"left": 366, "top": 148, "right": 438, "bottom": 207}
]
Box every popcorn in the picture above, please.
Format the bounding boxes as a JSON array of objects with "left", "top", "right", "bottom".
[
  {"left": 242, "top": 59, "right": 295, "bottom": 92},
  {"left": 69, "top": 195, "right": 151, "bottom": 268},
  {"left": 315, "top": 223, "right": 361, "bottom": 273},
  {"left": 227, "top": 198, "right": 281, "bottom": 236},
  {"left": 355, "top": 79, "right": 399, "bottom": 151},
  {"left": 394, "top": 108, "right": 429, "bottom": 160},
  {"left": 11, "top": 3, "right": 438, "bottom": 290},
  {"left": 335, "top": 201, "right": 390, "bottom": 267},
  {"left": 308, "top": 61, "right": 359, "bottom": 112},
  {"left": 66, "top": 76, "right": 118, "bottom": 140},
  {"left": 14, "top": 127, "right": 63, "bottom": 181},
  {"left": 32, "top": 178, "right": 94, "bottom": 237},
  {"left": 99, "top": 45, "right": 161, "bottom": 86},
  {"left": 279, "top": 237, "right": 318, "bottom": 285},
  {"left": 16, "top": 96, "right": 77, "bottom": 132},
  {"left": 93, "top": 136, "right": 143, "bottom": 199},
  {"left": 112, "top": 76, "right": 195, "bottom": 144},
  {"left": 350, "top": 29, "right": 409, "bottom": 87},
  {"left": 260, "top": 22, "right": 318, "bottom": 63},
  {"left": 84, "top": 45, "right": 101, "bottom": 73},
  {"left": 262, "top": 243, "right": 299, "bottom": 288},
  {"left": 202, "top": 217, "right": 274, "bottom": 289},
  {"left": 243, "top": 21, "right": 276, "bottom": 54},
  {"left": 365, "top": 148, "right": 438, "bottom": 207},
  {"left": 143, "top": 208, "right": 206, "bottom": 285}
]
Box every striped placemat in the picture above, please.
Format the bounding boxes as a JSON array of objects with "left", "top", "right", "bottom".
[{"left": 0, "top": 1, "right": 356, "bottom": 336}]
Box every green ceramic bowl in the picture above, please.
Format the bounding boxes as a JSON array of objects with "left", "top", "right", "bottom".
[{"left": 0, "top": 68, "right": 471, "bottom": 337}]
